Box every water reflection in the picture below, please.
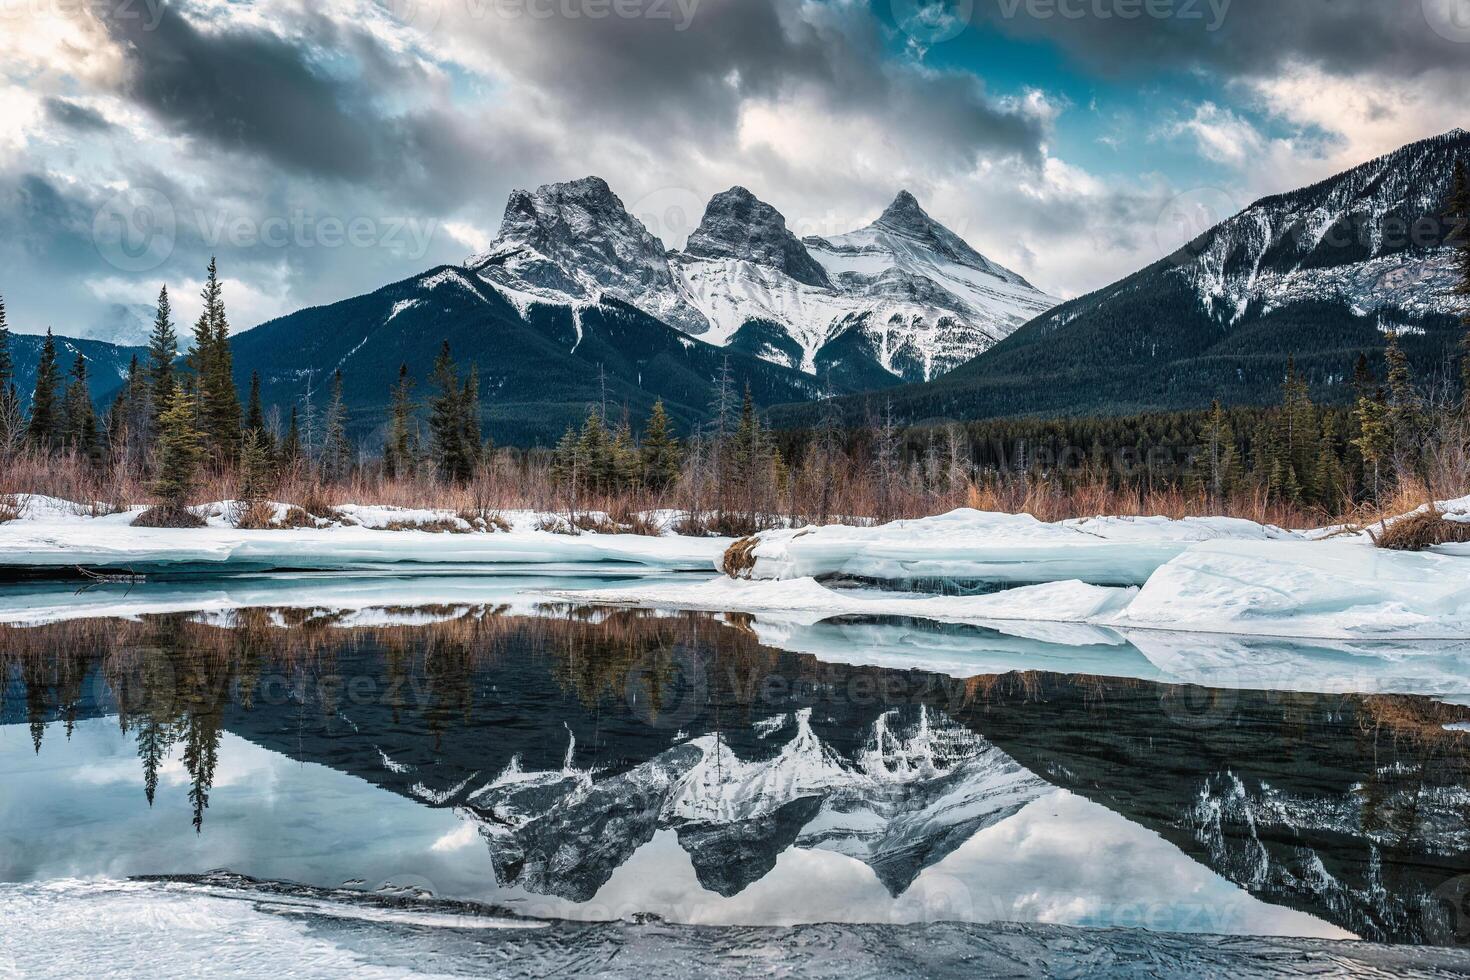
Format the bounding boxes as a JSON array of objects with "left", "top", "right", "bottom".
[{"left": 2, "top": 601, "right": 1468, "bottom": 945}]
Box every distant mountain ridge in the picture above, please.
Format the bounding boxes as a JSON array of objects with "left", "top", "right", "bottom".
[
  {"left": 471, "top": 177, "right": 1058, "bottom": 386},
  {"left": 772, "top": 128, "right": 1470, "bottom": 428},
  {"left": 6, "top": 333, "right": 146, "bottom": 410}
]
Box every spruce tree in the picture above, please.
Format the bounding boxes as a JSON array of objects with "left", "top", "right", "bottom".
[
  {"left": 429, "top": 342, "right": 474, "bottom": 483},
  {"left": 0, "top": 295, "right": 11, "bottom": 398},
  {"left": 109, "top": 355, "right": 150, "bottom": 464},
  {"left": 62, "top": 354, "right": 99, "bottom": 461},
  {"left": 1353, "top": 384, "right": 1392, "bottom": 501},
  {"left": 280, "top": 406, "right": 302, "bottom": 469},
  {"left": 385, "top": 364, "right": 418, "bottom": 479},
  {"left": 611, "top": 419, "right": 640, "bottom": 491},
  {"left": 191, "top": 259, "right": 241, "bottom": 459},
  {"left": 26, "top": 329, "right": 61, "bottom": 449},
  {"left": 146, "top": 285, "right": 177, "bottom": 429},
  {"left": 243, "top": 371, "right": 275, "bottom": 459},
  {"left": 237, "top": 428, "right": 273, "bottom": 508},
  {"left": 576, "top": 407, "right": 613, "bottom": 493},
  {"left": 1199, "top": 399, "right": 1239, "bottom": 500},
  {"left": 320, "top": 369, "right": 351, "bottom": 482},
  {"left": 152, "top": 382, "right": 203, "bottom": 513},
  {"left": 461, "top": 364, "right": 484, "bottom": 472},
  {"left": 0, "top": 296, "right": 17, "bottom": 453},
  {"left": 639, "top": 399, "right": 681, "bottom": 492},
  {"left": 1382, "top": 331, "right": 1424, "bottom": 482},
  {"left": 550, "top": 424, "right": 580, "bottom": 491}
]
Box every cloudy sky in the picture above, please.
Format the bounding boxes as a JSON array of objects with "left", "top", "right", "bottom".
[{"left": 3, "top": 0, "right": 1467, "bottom": 342}]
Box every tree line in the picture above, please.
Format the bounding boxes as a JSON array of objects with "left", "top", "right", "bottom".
[{"left": 0, "top": 161, "right": 1466, "bottom": 528}]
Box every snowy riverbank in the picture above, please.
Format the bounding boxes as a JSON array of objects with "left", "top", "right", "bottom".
[{"left": 0, "top": 496, "right": 729, "bottom": 572}]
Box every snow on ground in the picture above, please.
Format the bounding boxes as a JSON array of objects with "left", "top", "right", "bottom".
[
  {"left": 0, "top": 497, "right": 727, "bottom": 572},
  {"left": 562, "top": 499, "right": 1470, "bottom": 641},
  {"left": 726, "top": 509, "right": 1301, "bottom": 586},
  {"left": 1111, "top": 540, "right": 1470, "bottom": 639}
]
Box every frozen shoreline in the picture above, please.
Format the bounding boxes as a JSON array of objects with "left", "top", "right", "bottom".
[
  {"left": 0, "top": 496, "right": 730, "bottom": 573},
  {"left": 3, "top": 875, "right": 1467, "bottom": 980}
]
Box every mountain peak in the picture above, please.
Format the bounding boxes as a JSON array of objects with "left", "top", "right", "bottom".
[
  {"left": 875, "top": 190, "right": 956, "bottom": 245},
  {"left": 684, "top": 186, "right": 832, "bottom": 289}
]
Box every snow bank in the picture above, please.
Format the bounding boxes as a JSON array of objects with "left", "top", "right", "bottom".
[
  {"left": 1109, "top": 540, "right": 1470, "bottom": 639},
  {"left": 724, "top": 509, "right": 1299, "bottom": 586},
  {"left": 0, "top": 496, "right": 727, "bottom": 573},
  {"left": 563, "top": 534, "right": 1470, "bottom": 643}
]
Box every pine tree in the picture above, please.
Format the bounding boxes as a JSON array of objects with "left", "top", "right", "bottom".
[
  {"left": 550, "top": 424, "right": 580, "bottom": 491},
  {"left": 1382, "top": 331, "right": 1424, "bottom": 483},
  {"left": 146, "top": 285, "right": 177, "bottom": 429},
  {"left": 0, "top": 294, "right": 11, "bottom": 399},
  {"left": 26, "top": 329, "right": 61, "bottom": 449},
  {"left": 1353, "top": 385, "right": 1392, "bottom": 502},
  {"left": 639, "top": 399, "right": 681, "bottom": 492},
  {"left": 0, "top": 297, "right": 19, "bottom": 455},
  {"left": 461, "top": 364, "right": 484, "bottom": 472},
  {"left": 152, "top": 382, "right": 203, "bottom": 513},
  {"left": 576, "top": 407, "right": 613, "bottom": 493},
  {"left": 428, "top": 342, "right": 475, "bottom": 483},
  {"left": 611, "top": 419, "right": 640, "bottom": 491},
  {"left": 62, "top": 353, "right": 98, "bottom": 461},
  {"left": 319, "top": 369, "right": 351, "bottom": 482},
  {"left": 385, "top": 364, "right": 418, "bottom": 479},
  {"left": 237, "top": 428, "right": 273, "bottom": 508},
  {"left": 1199, "top": 399, "right": 1240, "bottom": 500},
  {"left": 191, "top": 259, "right": 241, "bottom": 459},
  {"left": 243, "top": 371, "right": 275, "bottom": 460},
  {"left": 280, "top": 406, "right": 302, "bottom": 469}
]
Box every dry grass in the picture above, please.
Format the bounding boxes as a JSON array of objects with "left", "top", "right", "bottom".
[
  {"left": 275, "top": 506, "right": 317, "bottom": 529},
  {"left": 380, "top": 517, "right": 470, "bottom": 534},
  {"left": 233, "top": 500, "right": 279, "bottom": 530},
  {"left": 721, "top": 536, "right": 761, "bottom": 578},
  {"left": 1371, "top": 507, "right": 1470, "bottom": 552},
  {"left": 0, "top": 494, "right": 20, "bottom": 525},
  {"left": 132, "top": 506, "right": 206, "bottom": 529},
  {"left": 672, "top": 512, "right": 715, "bottom": 537}
]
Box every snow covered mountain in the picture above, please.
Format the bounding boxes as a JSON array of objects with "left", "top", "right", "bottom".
[
  {"left": 442, "top": 706, "right": 1046, "bottom": 902},
  {"left": 774, "top": 128, "right": 1470, "bottom": 426},
  {"left": 467, "top": 179, "right": 1057, "bottom": 386}
]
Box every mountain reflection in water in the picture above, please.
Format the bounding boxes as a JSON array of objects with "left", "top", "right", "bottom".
[{"left": 2, "top": 602, "right": 1468, "bottom": 947}]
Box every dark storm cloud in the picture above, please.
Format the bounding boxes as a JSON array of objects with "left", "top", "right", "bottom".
[
  {"left": 970, "top": 0, "right": 1467, "bottom": 77},
  {"left": 478, "top": 0, "right": 1046, "bottom": 163},
  {"left": 89, "top": 4, "right": 573, "bottom": 213},
  {"left": 1, "top": 173, "right": 99, "bottom": 268},
  {"left": 97, "top": 4, "right": 422, "bottom": 183},
  {"left": 44, "top": 98, "right": 114, "bottom": 133}
]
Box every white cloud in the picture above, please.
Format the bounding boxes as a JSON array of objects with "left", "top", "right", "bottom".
[{"left": 1168, "top": 102, "right": 1266, "bottom": 166}]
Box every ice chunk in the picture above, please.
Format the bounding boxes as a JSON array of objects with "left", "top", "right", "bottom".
[
  {"left": 726, "top": 509, "right": 1298, "bottom": 586},
  {"left": 1110, "top": 540, "right": 1470, "bottom": 639}
]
